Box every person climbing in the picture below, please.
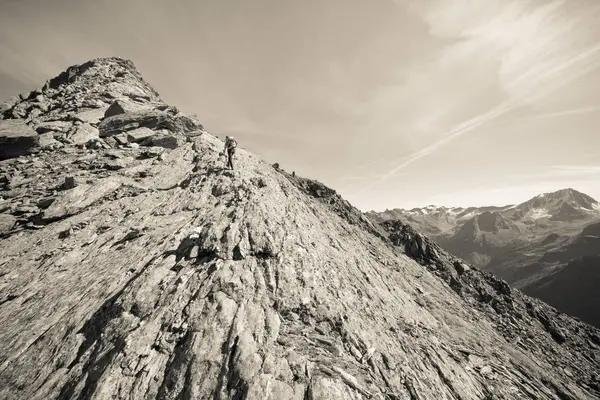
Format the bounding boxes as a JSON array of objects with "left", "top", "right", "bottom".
[{"left": 223, "top": 135, "right": 237, "bottom": 170}]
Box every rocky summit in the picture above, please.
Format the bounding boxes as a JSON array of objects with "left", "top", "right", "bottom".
[{"left": 1, "top": 58, "right": 600, "bottom": 400}]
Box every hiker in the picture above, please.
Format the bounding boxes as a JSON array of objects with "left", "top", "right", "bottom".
[{"left": 223, "top": 136, "right": 237, "bottom": 170}]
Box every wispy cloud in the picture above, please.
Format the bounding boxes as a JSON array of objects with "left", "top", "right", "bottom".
[
  {"left": 546, "top": 165, "right": 600, "bottom": 175},
  {"left": 340, "top": 172, "right": 408, "bottom": 182},
  {"left": 421, "top": 178, "right": 600, "bottom": 208},
  {"left": 355, "top": 38, "right": 600, "bottom": 195},
  {"left": 514, "top": 105, "right": 600, "bottom": 121}
]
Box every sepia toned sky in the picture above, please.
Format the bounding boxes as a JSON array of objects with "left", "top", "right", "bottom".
[{"left": 1, "top": 0, "right": 600, "bottom": 210}]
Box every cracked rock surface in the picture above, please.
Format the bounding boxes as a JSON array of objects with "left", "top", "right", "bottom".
[{"left": 1, "top": 58, "right": 600, "bottom": 400}]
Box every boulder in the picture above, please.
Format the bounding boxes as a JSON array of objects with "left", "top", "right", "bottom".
[
  {"left": 98, "top": 110, "right": 202, "bottom": 137},
  {"left": 103, "top": 136, "right": 118, "bottom": 148},
  {"left": 34, "top": 121, "right": 72, "bottom": 134},
  {"left": 36, "top": 197, "right": 56, "bottom": 209},
  {"left": 113, "top": 134, "right": 129, "bottom": 146},
  {"left": 60, "top": 176, "right": 81, "bottom": 190},
  {"left": 0, "top": 95, "right": 21, "bottom": 116},
  {"left": 72, "top": 108, "right": 107, "bottom": 125},
  {"left": 0, "top": 214, "right": 17, "bottom": 234},
  {"left": 142, "top": 133, "right": 184, "bottom": 149},
  {"left": 70, "top": 123, "right": 99, "bottom": 145},
  {"left": 0, "top": 119, "right": 39, "bottom": 160},
  {"left": 126, "top": 127, "right": 155, "bottom": 143},
  {"left": 104, "top": 99, "right": 155, "bottom": 118},
  {"left": 38, "top": 132, "right": 59, "bottom": 149},
  {"left": 453, "top": 260, "right": 471, "bottom": 275},
  {"left": 104, "top": 158, "right": 131, "bottom": 170},
  {"left": 85, "top": 138, "right": 109, "bottom": 150}
]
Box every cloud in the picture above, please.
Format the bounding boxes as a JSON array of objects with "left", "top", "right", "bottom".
[
  {"left": 422, "top": 179, "right": 600, "bottom": 208},
  {"left": 339, "top": 172, "right": 408, "bottom": 182},
  {"left": 353, "top": 2, "right": 600, "bottom": 195},
  {"left": 545, "top": 165, "right": 600, "bottom": 176},
  {"left": 514, "top": 105, "right": 600, "bottom": 121}
]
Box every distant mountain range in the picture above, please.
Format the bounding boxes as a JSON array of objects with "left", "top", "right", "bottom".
[{"left": 368, "top": 188, "right": 600, "bottom": 327}]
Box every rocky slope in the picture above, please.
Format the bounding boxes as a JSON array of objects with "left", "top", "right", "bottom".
[{"left": 1, "top": 58, "right": 600, "bottom": 400}]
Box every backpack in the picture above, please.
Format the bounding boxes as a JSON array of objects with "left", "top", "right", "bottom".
[{"left": 227, "top": 138, "right": 237, "bottom": 150}]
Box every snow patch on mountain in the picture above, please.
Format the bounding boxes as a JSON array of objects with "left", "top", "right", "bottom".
[{"left": 526, "top": 208, "right": 552, "bottom": 220}]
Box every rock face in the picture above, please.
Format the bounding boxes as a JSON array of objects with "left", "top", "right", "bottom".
[{"left": 1, "top": 58, "right": 600, "bottom": 400}]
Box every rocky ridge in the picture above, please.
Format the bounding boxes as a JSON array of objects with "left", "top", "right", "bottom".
[{"left": 1, "top": 58, "right": 600, "bottom": 399}]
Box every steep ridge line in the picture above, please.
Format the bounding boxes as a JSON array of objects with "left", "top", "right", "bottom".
[{"left": 0, "top": 57, "right": 599, "bottom": 399}]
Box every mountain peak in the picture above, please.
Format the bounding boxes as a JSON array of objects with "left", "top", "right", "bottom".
[
  {"left": 534, "top": 188, "right": 596, "bottom": 203},
  {"left": 42, "top": 57, "right": 152, "bottom": 93},
  {"left": 2, "top": 57, "right": 162, "bottom": 123},
  {"left": 538, "top": 187, "right": 571, "bottom": 196},
  {"left": 513, "top": 187, "right": 599, "bottom": 221},
  {"left": 0, "top": 56, "right": 203, "bottom": 161}
]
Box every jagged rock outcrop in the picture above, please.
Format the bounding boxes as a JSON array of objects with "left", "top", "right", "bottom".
[
  {"left": 0, "top": 57, "right": 203, "bottom": 155},
  {"left": 1, "top": 58, "right": 600, "bottom": 400}
]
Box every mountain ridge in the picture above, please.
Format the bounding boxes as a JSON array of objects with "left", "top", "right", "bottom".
[
  {"left": 369, "top": 188, "right": 600, "bottom": 328},
  {"left": 376, "top": 188, "right": 599, "bottom": 220},
  {"left": 1, "top": 57, "right": 600, "bottom": 399}
]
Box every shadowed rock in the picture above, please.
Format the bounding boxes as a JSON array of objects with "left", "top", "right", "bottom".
[
  {"left": 0, "top": 119, "right": 39, "bottom": 160},
  {"left": 98, "top": 109, "right": 202, "bottom": 137}
]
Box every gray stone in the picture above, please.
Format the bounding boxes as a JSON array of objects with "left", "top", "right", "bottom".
[
  {"left": 103, "top": 136, "right": 118, "bottom": 148},
  {"left": 36, "top": 197, "right": 55, "bottom": 209},
  {"left": 139, "top": 147, "right": 164, "bottom": 159},
  {"left": 0, "top": 214, "right": 17, "bottom": 233},
  {"left": 34, "top": 121, "right": 72, "bottom": 134},
  {"left": 126, "top": 127, "right": 155, "bottom": 143},
  {"left": 98, "top": 110, "right": 202, "bottom": 137},
  {"left": 453, "top": 260, "right": 471, "bottom": 275},
  {"left": 113, "top": 133, "right": 129, "bottom": 146},
  {"left": 0, "top": 119, "right": 39, "bottom": 160},
  {"left": 38, "top": 132, "right": 59, "bottom": 149},
  {"left": 72, "top": 108, "right": 107, "bottom": 125},
  {"left": 70, "top": 123, "right": 99, "bottom": 145},
  {"left": 104, "top": 99, "right": 155, "bottom": 118},
  {"left": 0, "top": 95, "right": 21, "bottom": 116},
  {"left": 60, "top": 176, "right": 80, "bottom": 190},
  {"left": 143, "top": 133, "right": 183, "bottom": 149},
  {"left": 104, "top": 158, "right": 131, "bottom": 170}
]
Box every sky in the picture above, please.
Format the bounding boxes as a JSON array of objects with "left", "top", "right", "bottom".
[{"left": 1, "top": 0, "right": 600, "bottom": 211}]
